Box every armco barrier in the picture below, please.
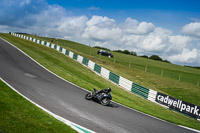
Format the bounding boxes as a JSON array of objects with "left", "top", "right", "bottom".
[
  {"left": 88, "top": 60, "right": 95, "bottom": 70},
  {"left": 131, "top": 83, "right": 149, "bottom": 99},
  {"left": 94, "top": 64, "right": 101, "bottom": 74},
  {"left": 55, "top": 45, "right": 60, "bottom": 51},
  {"left": 77, "top": 55, "right": 83, "bottom": 63},
  {"left": 65, "top": 49, "right": 69, "bottom": 56},
  {"left": 11, "top": 33, "right": 200, "bottom": 121},
  {"left": 148, "top": 89, "right": 157, "bottom": 103},
  {"left": 73, "top": 53, "right": 78, "bottom": 60},
  {"left": 69, "top": 51, "right": 74, "bottom": 58},
  {"left": 82, "top": 58, "right": 89, "bottom": 66},
  {"left": 109, "top": 72, "right": 119, "bottom": 84},
  {"left": 119, "top": 76, "right": 132, "bottom": 92},
  {"left": 101, "top": 67, "right": 110, "bottom": 80},
  {"left": 59, "top": 47, "right": 62, "bottom": 52}
]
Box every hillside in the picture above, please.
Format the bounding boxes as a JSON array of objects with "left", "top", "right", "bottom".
[{"left": 21, "top": 33, "right": 200, "bottom": 105}]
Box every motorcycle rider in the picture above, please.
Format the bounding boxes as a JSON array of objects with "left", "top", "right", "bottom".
[{"left": 93, "top": 87, "right": 111, "bottom": 97}]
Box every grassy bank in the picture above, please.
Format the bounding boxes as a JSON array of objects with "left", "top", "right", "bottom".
[
  {"left": 0, "top": 80, "right": 77, "bottom": 133},
  {"left": 0, "top": 33, "right": 199, "bottom": 130}
]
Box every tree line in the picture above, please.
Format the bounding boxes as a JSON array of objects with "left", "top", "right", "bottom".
[{"left": 94, "top": 46, "right": 171, "bottom": 63}]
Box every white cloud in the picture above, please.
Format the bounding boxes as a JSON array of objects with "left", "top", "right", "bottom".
[
  {"left": 85, "top": 15, "right": 115, "bottom": 27},
  {"left": 88, "top": 6, "right": 100, "bottom": 10},
  {"left": 182, "top": 22, "right": 200, "bottom": 37},
  {"left": 168, "top": 48, "right": 199, "bottom": 64},
  {"left": 0, "top": 25, "right": 11, "bottom": 33},
  {"left": 121, "top": 17, "right": 155, "bottom": 35},
  {"left": 0, "top": 0, "right": 47, "bottom": 28},
  {"left": 58, "top": 16, "right": 88, "bottom": 39},
  {"left": 82, "top": 16, "right": 121, "bottom": 42},
  {"left": 141, "top": 35, "right": 165, "bottom": 52},
  {"left": 122, "top": 35, "right": 143, "bottom": 46},
  {"left": 123, "top": 27, "right": 171, "bottom": 54},
  {"left": 140, "top": 27, "right": 171, "bottom": 51},
  {"left": 0, "top": 0, "right": 200, "bottom": 66},
  {"left": 168, "top": 35, "right": 192, "bottom": 53}
]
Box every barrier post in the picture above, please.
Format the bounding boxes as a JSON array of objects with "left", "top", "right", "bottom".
[
  {"left": 161, "top": 69, "right": 163, "bottom": 77},
  {"left": 145, "top": 65, "right": 147, "bottom": 72}
]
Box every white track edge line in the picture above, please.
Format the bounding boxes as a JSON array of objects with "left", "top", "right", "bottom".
[
  {"left": 0, "top": 78, "right": 95, "bottom": 133},
  {"left": 179, "top": 125, "right": 200, "bottom": 133}
]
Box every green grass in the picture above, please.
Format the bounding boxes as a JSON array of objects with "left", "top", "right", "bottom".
[
  {"left": 0, "top": 33, "right": 200, "bottom": 130},
  {"left": 21, "top": 34, "right": 200, "bottom": 105},
  {"left": 0, "top": 80, "right": 77, "bottom": 133}
]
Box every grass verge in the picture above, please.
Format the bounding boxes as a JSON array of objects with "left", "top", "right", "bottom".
[
  {"left": 0, "top": 80, "right": 77, "bottom": 133},
  {"left": 0, "top": 33, "right": 200, "bottom": 130}
]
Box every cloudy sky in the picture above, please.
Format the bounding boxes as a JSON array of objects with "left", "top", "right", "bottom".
[{"left": 1, "top": 0, "right": 200, "bottom": 66}]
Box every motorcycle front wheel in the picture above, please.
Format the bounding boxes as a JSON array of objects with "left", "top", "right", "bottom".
[
  {"left": 85, "top": 92, "right": 93, "bottom": 100},
  {"left": 100, "top": 98, "right": 110, "bottom": 106}
]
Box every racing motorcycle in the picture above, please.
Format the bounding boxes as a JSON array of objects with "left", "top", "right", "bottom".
[{"left": 85, "top": 88, "right": 112, "bottom": 106}]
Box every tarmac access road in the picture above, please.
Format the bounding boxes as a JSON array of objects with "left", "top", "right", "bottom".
[{"left": 0, "top": 38, "right": 195, "bottom": 133}]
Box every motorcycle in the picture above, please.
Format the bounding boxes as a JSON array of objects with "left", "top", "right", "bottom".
[{"left": 85, "top": 88, "right": 112, "bottom": 106}]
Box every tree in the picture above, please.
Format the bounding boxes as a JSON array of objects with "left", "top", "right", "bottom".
[
  {"left": 94, "top": 46, "right": 111, "bottom": 51},
  {"left": 149, "top": 55, "right": 163, "bottom": 61},
  {"left": 130, "top": 51, "right": 137, "bottom": 56},
  {"left": 123, "top": 50, "right": 130, "bottom": 54},
  {"left": 163, "top": 60, "right": 171, "bottom": 63},
  {"left": 140, "top": 55, "right": 149, "bottom": 58},
  {"left": 113, "top": 50, "right": 137, "bottom": 56}
]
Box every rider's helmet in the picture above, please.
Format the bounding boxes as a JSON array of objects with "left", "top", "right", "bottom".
[{"left": 107, "top": 87, "right": 111, "bottom": 93}]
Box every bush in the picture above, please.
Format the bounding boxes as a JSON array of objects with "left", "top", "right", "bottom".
[
  {"left": 163, "top": 60, "right": 171, "bottom": 63},
  {"left": 130, "top": 51, "right": 137, "bottom": 56},
  {"left": 113, "top": 50, "right": 123, "bottom": 54},
  {"left": 123, "top": 50, "right": 130, "bottom": 54},
  {"left": 184, "top": 66, "right": 200, "bottom": 69},
  {"left": 114, "top": 50, "right": 137, "bottom": 56},
  {"left": 149, "top": 55, "right": 163, "bottom": 61},
  {"left": 140, "top": 55, "right": 149, "bottom": 58},
  {"left": 94, "top": 46, "right": 111, "bottom": 51}
]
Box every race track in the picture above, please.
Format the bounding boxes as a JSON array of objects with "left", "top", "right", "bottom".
[{"left": 0, "top": 38, "right": 195, "bottom": 133}]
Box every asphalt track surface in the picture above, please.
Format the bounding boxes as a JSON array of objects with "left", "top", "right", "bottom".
[{"left": 0, "top": 38, "right": 196, "bottom": 133}]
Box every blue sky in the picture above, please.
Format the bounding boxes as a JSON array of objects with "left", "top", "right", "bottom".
[
  {"left": 46, "top": 0, "right": 200, "bottom": 11},
  {"left": 0, "top": 0, "right": 200, "bottom": 66},
  {"left": 46, "top": 0, "right": 200, "bottom": 30}
]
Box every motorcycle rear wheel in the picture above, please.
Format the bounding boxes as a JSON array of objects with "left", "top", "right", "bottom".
[
  {"left": 85, "top": 93, "right": 93, "bottom": 100},
  {"left": 101, "top": 98, "right": 110, "bottom": 106}
]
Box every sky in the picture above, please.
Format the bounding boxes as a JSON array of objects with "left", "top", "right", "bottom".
[{"left": 0, "top": 0, "right": 200, "bottom": 66}]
